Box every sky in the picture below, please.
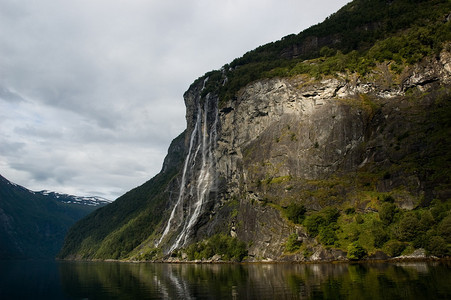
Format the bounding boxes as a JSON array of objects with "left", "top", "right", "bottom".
[{"left": 0, "top": 0, "right": 350, "bottom": 200}]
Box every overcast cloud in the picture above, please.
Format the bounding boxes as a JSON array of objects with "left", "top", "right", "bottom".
[{"left": 0, "top": 0, "right": 349, "bottom": 200}]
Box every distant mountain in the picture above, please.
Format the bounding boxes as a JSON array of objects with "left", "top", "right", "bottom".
[
  {"left": 0, "top": 174, "right": 111, "bottom": 259},
  {"left": 35, "top": 190, "right": 111, "bottom": 207}
]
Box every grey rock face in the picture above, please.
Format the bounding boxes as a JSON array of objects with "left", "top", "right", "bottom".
[{"left": 157, "top": 47, "right": 451, "bottom": 260}]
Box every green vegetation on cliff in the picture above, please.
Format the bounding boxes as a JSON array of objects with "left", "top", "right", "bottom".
[
  {"left": 290, "top": 199, "right": 451, "bottom": 258},
  {"left": 241, "top": 74, "right": 451, "bottom": 259},
  {"left": 196, "top": 0, "right": 451, "bottom": 104},
  {"left": 59, "top": 0, "right": 451, "bottom": 261},
  {"left": 182, "top": 234, "right": 248, "bottom": 262}
]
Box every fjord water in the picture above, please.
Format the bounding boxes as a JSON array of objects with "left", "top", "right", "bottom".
[{"left": 1, "top": 260, "right": 450, "bottom": 299}]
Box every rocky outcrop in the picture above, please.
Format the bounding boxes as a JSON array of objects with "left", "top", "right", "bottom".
[
  {"left": 56, "top": 0, "right": 451, "bottom": 263},
  {"left": 154, "top": 46, "right": 451, "bottom": 261}
]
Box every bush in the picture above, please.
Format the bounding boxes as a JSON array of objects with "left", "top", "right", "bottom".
[
  {"left": 186, "top": 243, "right": 202, "bottom": 261},
  {"left": 426, "top": 236, "right": 448, "bottom": 257},
  {"left": 285, "top": 203, "right": 306, "bottom": 224},
  {"left": 140, "top": 248, "right": 161, "bottom": 261},
  {"left": 185, "top": 234, "right": 248, "bottom": 261},
  {"left": 383, "top": 240, "right": 406, "bottom": 257},
  {"left": 322, "top": 207, "right": 340, "bottom": 224},
  {"left": 379, "top": 203, "right": 398, "bottom": 225},
  {"left": 398, "top": 212, "right": 420, "bottom": 241},
  {"left": 347, "top": 226, "right": 360, "bottom": 242},
  {"left": 372, "top": 224, "right": 389, "bottom": 248},
  {"left": 320, "top": 46, "right": 337, "bottom": 57},
  {"left": 430, "top": 200, "right": 449, "bottom": 222},
  {"left": 419, "top": 210, "right": 435, "bottom": 232},
  {"left": 318, "top": 226, "right": 338, "bottom": 246},
  {"left": 285, "top": 233, "right": 302, "bottom": 253},
  {"left": 355, "top": 214, "right": 364, "bottom": 224},
  {"left": 303, "top": 207, "right": 340, "bottom": 241},
  {"left": 437, "top": 215, "right": 451, "bottom": 243},
  {"left": 381, "top": 195, "right": 395, "bottom": 203},
  {"left": 303, "top": 214, "right": 325, "bottom": 237},
  {"left": 347, "top": 242, "right": 367, "bottom": 260},
  {"left": 345, "top": 207, "right": 356, "bottom": 215}
]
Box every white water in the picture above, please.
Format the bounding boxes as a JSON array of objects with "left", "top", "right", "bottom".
[
  {"left": 158, "top": 92, "right": 218, "bottom": 253},
  {"left": 170, "top": 99, "right": 218, "bottom": 252},
  {"left": 157, "top": 109, "right": 201, "bottom": 246}
]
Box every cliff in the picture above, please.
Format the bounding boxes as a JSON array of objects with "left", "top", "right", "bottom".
[{"left": 59, "top": 0, "right": 451, "bottom": 261}]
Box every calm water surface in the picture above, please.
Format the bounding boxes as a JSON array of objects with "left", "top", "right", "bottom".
[{"left": 0, "top": 260, "right": 450, "bottom": 299}]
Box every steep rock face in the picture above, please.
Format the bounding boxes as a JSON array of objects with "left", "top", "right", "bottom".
[
  {"left": 155, "top": 81, "right": 221, "bottom": 254},
  {"left": 218, "top": 48, "right": 450, "bottom": 200},
  {"left": 56, "top": 0, "right": 451, "bottom": 261},
  {"left": 154, "top": 47, "right": 451, "bottom": 260}
]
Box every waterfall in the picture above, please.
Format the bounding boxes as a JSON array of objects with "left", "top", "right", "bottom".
[
  {"left": 170, "top": 99, "right": 217, "bottom": 252},
  {"left": 158, "top": 92, "right": 218, "bottom": 254},
  {"left": 157, "top": 108, "right": 201, "bottom": 246}
]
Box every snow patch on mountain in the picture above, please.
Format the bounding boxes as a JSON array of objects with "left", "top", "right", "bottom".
[{"left": 36, "top": 190, "right": 112, "bottom": 206}]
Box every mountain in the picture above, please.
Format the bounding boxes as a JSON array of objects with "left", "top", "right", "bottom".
[
  {"left": 0, "top": 174, "right": 111, "bottom": 259},
  {"left": 34, "top": 190, "right": 111, "bottom": 207},
  {"left": 59, "top": 0, "right": 451, "bottom": 262}
]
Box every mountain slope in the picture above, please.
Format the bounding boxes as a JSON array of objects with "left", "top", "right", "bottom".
[
  {"left": 59, "top": 0, "right": 451, "bottom": 261},
  {"left": 58, "top": 132, "right": 185, "bottom": 259},
  {"left": 0, "top": 175, "right": 110, "bottom": 259}
]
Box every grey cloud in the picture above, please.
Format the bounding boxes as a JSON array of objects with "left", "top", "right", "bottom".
[
  {"left": 14, "top": 124, "right": 64, "bottom": 140},
  {"left": 9, "top": 159, "right": 78, "bottom": 185},
  {"left": 0, "top": 0, "right": 350, "bottom": 199},
  {"left": 0, "top": 140, "right": 26, "bottom": 156},
  {"left": 0, "top": 86, "right": 25, "bottom": 103}
]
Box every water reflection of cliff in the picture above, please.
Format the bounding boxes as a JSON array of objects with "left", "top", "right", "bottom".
[{"left": 59, "top": 262, "right": 451, "bottom": 299}]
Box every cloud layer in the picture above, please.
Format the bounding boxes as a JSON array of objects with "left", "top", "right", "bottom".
[{"left": 0, "top": 0, "right": 349, "bottom": 199}]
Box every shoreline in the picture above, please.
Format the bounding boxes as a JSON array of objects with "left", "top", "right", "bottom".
[{"left": 56, "top": 256, "right": 451, "bottom": 264}]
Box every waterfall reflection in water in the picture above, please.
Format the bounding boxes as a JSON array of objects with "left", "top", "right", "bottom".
[
  {"left": 2, "top": 260, "right": 449, "bottom": 299},
  {"left": 55, "top": 261, "right": 451, "bottom": 299}
]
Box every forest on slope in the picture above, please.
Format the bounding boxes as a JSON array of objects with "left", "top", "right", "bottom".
[{"left": 0, "top": 175, "right": 107, "bottom": 259}]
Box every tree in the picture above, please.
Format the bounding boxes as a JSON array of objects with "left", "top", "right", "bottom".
[
  {"left": 437, "top": 215, "right": 451, "bottom": 243},
  {"left": 398, "top": 212, "right": 419, "bottom": 241},
  {"left": 372, "top": 223, "right": 389, "bottom": 248},
  {"left": 347, "top": 241, "right": 367, "bottom": 260},
  {"left": 319, "top": 226, "right": 338, "bottom": 246},
  {"left": 303, "top": 214, "right": 325, "bottom": 237},
  {"left": 383, "top": 240, "right": 405, "bottom": 257},
  {"left": 379, "top": 203, "right": 397, "bottom": 225},
  {"left": 285, "top": 233, "right": 302, "bottom": 252},
  {"left": 285, "top": 203, "right": 306, "bottom": 224},
  {"left": 322, "top": 207, "right": 340, "bottom": 224},
  {"left": 426, "top": 236, "right": 448, "bottom": 257},
  {"left": 320, "top": 46, "right": 337, "bottom": 57},
  {"left": 418, "top": 210, "right": 435, "bottom": 232}
]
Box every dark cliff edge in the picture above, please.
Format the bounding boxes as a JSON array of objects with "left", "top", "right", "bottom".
[{"left": 59, "top": 0, "right": 451, "bottom": 262}]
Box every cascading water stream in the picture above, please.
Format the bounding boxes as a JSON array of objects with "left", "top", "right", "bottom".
[
  {"left": 157, "top": 109, "right": 201, "bottom": 247},
  {"left": 171, "top": 99, "right": 218, "bottom": 251},
  {"left": 157, "top": 89, "right": 218, "bottom": 254}
]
